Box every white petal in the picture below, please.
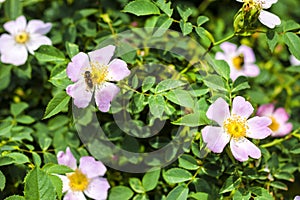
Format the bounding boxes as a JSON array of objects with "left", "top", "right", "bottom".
[
  {"left": 4, "top": 16, "right": 27, "bottom": 35},
  {"left": 26, "top": 34, "right": 52, "bottom": 54},
  {"left": 55, "top": 175, "right": 70, "bottom": 193},
  {"left": 258, "top": 10, "right": 281, "bottom": 28},
  {"left": 262, "top": 0, "right": 278, "bottom": 9},
  {"left": 64, "top": 191, "right": 86, "bottom": 200}
]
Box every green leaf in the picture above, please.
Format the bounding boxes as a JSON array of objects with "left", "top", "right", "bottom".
[
  {"left": 42, "top": 163, "right": 73, "bottom": 174},
  {"left": 203, "top": 75, "right": 226, "bottom": 91},
  {"left": 212, "top": 60, "right": 230, "bottom": 80},
  {"left": 163, "top": 168, "right": 192, "bottom": 184},
  {"left": 220, "top": 176, "right": 241, "bottom": 194},
  {"left": 109, "top": 186, "right": 134, "bottom": 200},
  {"left": 49, "top": 66, "right": 72, "bottom": 89},
  {"left": 287, "top": 66, "right": 300, "bottom": 72},
  {"left": 273, "top": 172, "right": 294, "bottom": 182},
  {"left": 0, "top": 156, "right": 14, "bottom": 166},
  {"left": 142, "top": 76, "right": 156, "bottom": 92},
  {"left": 10, "top": 102, "right": 28, "bottom": 117},
  {"left": 35, "top": 45, "right": 66, "bottom": 63},
  {"left": 233, "top": 189, "right": 251, "bottom": 200},
  {"left": 153, "top": 15, "right": 173, "bottom": 37},
  {"left": 290, "top": 144, "right": 300, "bottom": 154},
  {"left": 266, "top": 30, "right": 279, "bottom": 52},
  {"left": 142, "top": 169, "right": 160, "bottom": 192},
  {"left": 4, "top": 0, "right": 22, "bottom": 19},
  {"left": 172, "top": 112, "right": 209, "bottom": 127},
  {"left": 250, "top": 187, "right": 273, "bottom": 200},
  {"left": 43, "top": 91, "right": 70, "bottom": 119},
  {"left": 148, "top": 95, "right": 165, "bottom": 118},
  {"left": 32, "top": 152, "right": 41, "bottom": 168},
  {"left": 282, "top": 20, "right": 300, "bottom": 32},
  {"left": 269, "top": 181, "right": 288, "bottom": 191},
  {"left": 179, "top": 20, "right": 193, "bottom": 36},
  {"left": 131, "top": 93, "right": 145, "bottom": 114},
  {"left": 178, "top": 154, "right": 199, "bottom": 170},
  {"left": 123, "top": 0, "right": 160, "bottom": 16},
  {"left": 65, "top": 42, "right": 79, "bottom": 59},
  {"left": 165, "top": 89, "right": 194, "bottom": 108},
  {"left": 155, "top": 0, "right": 173, "bottom": 17},
  {"left": 48, "top": 175, "right": 63, "bottom": 200},
  {"left": 16, "top": 115, "right": 35, "bottom": 124},
  {"left": 4, "top": 196, "right": 25, "bottom": 200},
  {"left": 189, "top": 192, "right": 209, "bottom": 200},
  {"left": 0, "top": 170, "right": 5, "bottom": 191},
  {"left": 197, "top": 16, "right": 209, "bottom": 26},
  {"left": 166, "top": 185, "right": 189, "bottom": 200},
  {"left": 155, "top": 79, "right": 186, "bottom": 93},
  {"left": 0, "top": 65, "right": 12, "bottom": 91},
  {"left": 177, "top": 5, "right": 192, "bottom": 22},
  {"left": 6, "top": 152, "right": 30, "bottom": 164},
  {"left": 129, "top": 178, "right": 145, "bottom": 193},
  {"left": 232, "top": 76, "right": 250, "bottom": 92},
  {"left": 283, "top": 32, "right": 300, "bottom": 60},
  {"left": 24, "top": 168, "right": 56, "bottom": 200}
]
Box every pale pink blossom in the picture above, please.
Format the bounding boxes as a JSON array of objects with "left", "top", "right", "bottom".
[
  {"left": 202, "top": 96, "right": 272, "bottom": 162},
  {"left": 57, "top": 147, "right": 110, "bottom": 200},
  {"left": 257, "top": 104, "right": 293, "bottom": 137},
  {"left": 66, "top": 45, "right": 130, "bottom": 112},
  {"left": 236, "top": 0, "right": 281, "bottom": 28},
  {"left": 0, "top": 15, "right": 52, "bottom": 66},
  {"left": 290, "top": 55, "right": 300, "bottom": 66},
  {"left": 216, "top": 42, "right": 260, "bottom": 81}
]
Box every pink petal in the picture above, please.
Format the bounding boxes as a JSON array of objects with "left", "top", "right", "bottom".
[
  {"left": 237, "top": 45, "right": 255, "bottom": 64},
  {"left": 94, "top": 82, "right": 120, "bottom": 112},
  {"left": 290, "top": 55, "right": 300, "bottom": 66},
  {"left": 206, "top": 97, "right": 230, "bottom": 126},
  {"left": 26, "top": 34, "right": 52, "bottom": 54},
  {"left": 247, "top": 116, "right": 272, "bottom": 139},
  {"left": 26, "top": 20, "right": 52, "bottom": 34},
  {"left": 273, "top": 107, "right": 289, "bottom": 123},
  {"left": 4, "top": 15, "right": 27, "bottom": 35},
  {"left": 64, "top": 191, "right": 86, "bottom": 200},
  {"left": 258, "top": 10, "right": 281, "bottom": 29},
  {"left": 79, "top": 156, "right": 107, "bottom": 178},
  {"left": 66, "top": 52, "right": 90, "bottom": 82},
  {"left": 57, "top": 147, "right": 77, "bottom": 170},
  {"left": 56, "top": 175, "right": 70, "bottom": 193},
  {"left": 66, "top": 79, "right": 93, "bottom": 108},
  {"left": 230, "top": 69, "right": 244, "bottom": 81},
  {"left": 231, "top": 96, "right": 254, "bottom": 119},
  {"left": 256, "top": 104, "right": 274, "bottom": 116},
  {"left": 88, "top": 45, "right": 115, "bottom": 65},
  {"left": 230, "top": 138, "right": 261, "bottom": 162},
  {"left": 243, "top": 64, "right": 260, "bottom": 77},
  {"left": 84, "top": 178, "right": 110, "bottom": 200},
  {"left": 107, "top": 58, "right": 130, "bottom": 81},
  {"left": 0, "top": 35, "right": 28, "bottom": 66},
  {"left": 272, "top": 122, "right": 293, "bottom": 137},
  {"left": 220, "top": 42, "right": 237, "bottom": 55},
  {"left": 294, "top": 196, "right": 300, "bottom": 200},
  {"left": 202, "top": 126, "right": 230, "bottom": 153},
  {"left": 215, "top": 52, "right": 226, "bottom": 60}
]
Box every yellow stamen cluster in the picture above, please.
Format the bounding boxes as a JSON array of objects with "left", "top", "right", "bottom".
[
  {"left": 269, "top": 116, "right": 280, "bottom": 131},
  {"left": 90, "top": 61, "right": 109, "bottom": 85},
  {"left": 232, "top": 54, "right": 245, "bottom": 70},
  {"left": 15, "top": 32, "right": 29, "bottom": 44},
  {"left": 223, "top": 115, "right": 248, "bottom": 139},
  {"left": 67, "top": 169, "right": 89, "bottom": 191}
]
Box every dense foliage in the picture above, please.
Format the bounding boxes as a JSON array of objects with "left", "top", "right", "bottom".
[{"left": 0, "top": 0, "right": 300, "bottom": 199}]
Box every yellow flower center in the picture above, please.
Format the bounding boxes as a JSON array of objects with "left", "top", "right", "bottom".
[
  {"left": 232, "top": 54, "right": 244, "bottom": 70},
  {"left": 223, "top": 115, "right": 248, "bottom": 139},
  {"left": 67, "top": 169, "right": 89, "bottom": 192},
  {"left": 90, "top": 61, "right": 109, "bottom": 85},
  {"left": 15, "top": 32, "right": 29, "bottom": 44},
  {"left": 269, "top": 116, "right": 280, "bottom": 131}
]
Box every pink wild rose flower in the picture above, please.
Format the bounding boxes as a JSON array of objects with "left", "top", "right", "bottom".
[
  {"left": 57, "top": 147, "right": 110, "bottom": 200},
  {"left": 215, "top": 42, "right": 260, "bottom": 81},
  {"left": 257, "top": 104, "right": 293, "bottom": 137},
  {"left": 0, "top": 15, "right": 52, "bottom": 66},
  {"left": 66, "top": 45, "right": 130, "bottom": 112},
  {"left": 202, "top": 96, "right": 272, "bottom": 162}
]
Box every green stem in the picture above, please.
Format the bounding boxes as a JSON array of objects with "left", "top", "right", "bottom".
[
  {"left": 213, "top": 33, "right": 236, "bottom": 46},
  {"left": 261, "top": 128, "right": 300, "bottom": 148}
]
